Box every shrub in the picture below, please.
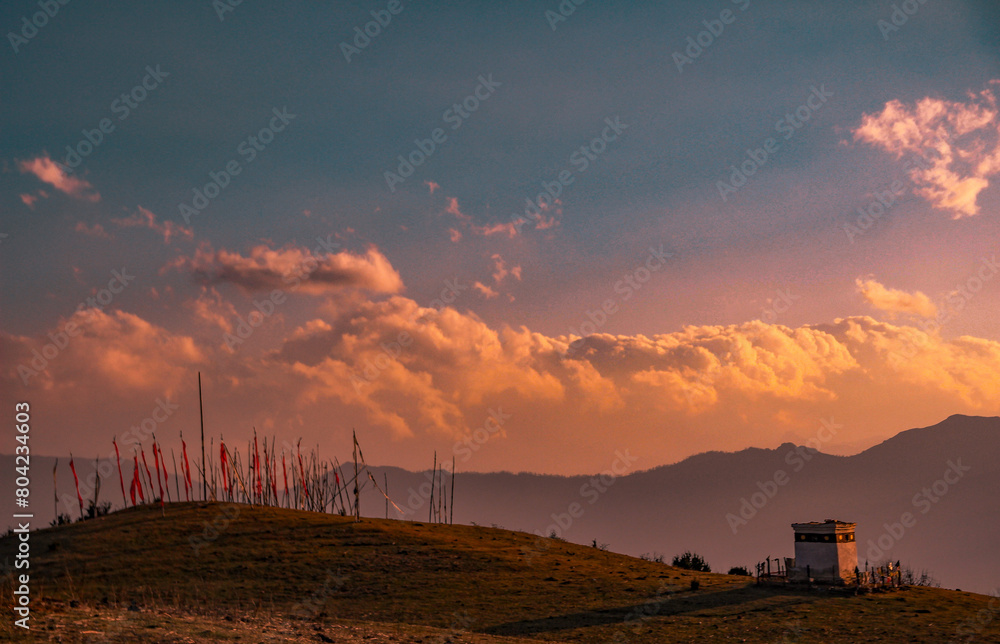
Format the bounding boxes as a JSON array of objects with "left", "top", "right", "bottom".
[
  {"left": 672, "top": 550, "right": 711, "bottom": 572},
  {"left": 727, "top": 566, "right": 751, "bottom": 576}
]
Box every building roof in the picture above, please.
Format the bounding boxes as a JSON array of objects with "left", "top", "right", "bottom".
[{"left": 791, "top": 519, "right": 856, "bottom": 533}]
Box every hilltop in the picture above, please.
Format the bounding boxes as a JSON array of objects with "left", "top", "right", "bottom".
[{"left": 2, "top": 503, "right": 998, "bottom": 643}]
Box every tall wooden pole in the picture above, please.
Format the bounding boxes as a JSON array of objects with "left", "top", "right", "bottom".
[
  {"left": 198, "top": 372, "right": 206, "bottom": 501},
  {"left": 353, "top": 430, "right": 360, "bottom": 522},
  {"left": 450, "top": 457, "right": 455, "bottom": 525},
  {"left": 429, "top": 451, "right": 436, "bottom": 522},
  {"left": 384, "top": 473, "right": 388, "bottom": 519}
]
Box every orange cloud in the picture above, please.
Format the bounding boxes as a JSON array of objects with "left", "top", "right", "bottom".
[
  {"left": 18, "top": 155, "right": 100, "bottom": 202},
  {"left": 185, "top": 287, "right": 238, "bottom": 333},
  {"left": 473, "top": 281, "right": 499, "bottom": 299},
  {"left": 853, "top": 84, "right": 1000, "bottom": 218},
  {"left": 6, "top": 296, "right": 1000, "bottom": 474},
  {"left": 856, "top": 278, "right": 937, "bottom": 318}
]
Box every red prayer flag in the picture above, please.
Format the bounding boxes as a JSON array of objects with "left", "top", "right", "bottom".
[
  {"left": 133, "top": 455, "right": 145, "bottom": 503},
  {"left": 152, "top": 441, "right": 164, "bottom": 506},
  {"left": 113, "top": 438, "right": 127, "bottom": 507},
  {"left": 181, "top": 438, "right": 192, "bottom": 501},
  {"left": 220, "top": 442, "right": 229, "bottom": 495},
  {"left": 159, "top": 444, "right": 171, "bottom": 502},
  {"left": 140, "top": 448, "right": 154, "bottom": 501},
  {"left": 69, "top": 455, "right": 84, "bottom": 516},
  {"left": 282, "top": 453, "right": 288, "bottom": 499}
]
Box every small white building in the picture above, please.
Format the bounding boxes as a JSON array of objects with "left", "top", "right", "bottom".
[{"left": 787, "top": 519, "right": 857, "bottom": 584}]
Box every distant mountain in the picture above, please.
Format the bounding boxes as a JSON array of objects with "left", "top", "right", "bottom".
[{"left": 4, "top": 414, "right": 998, "bottom": 594}]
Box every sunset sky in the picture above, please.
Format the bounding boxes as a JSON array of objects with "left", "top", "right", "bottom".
[{"left": 3, "top": 0, "right": 1000, "bottom": 475}]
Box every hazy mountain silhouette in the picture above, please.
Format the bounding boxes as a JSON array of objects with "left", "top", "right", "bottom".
[{"left": 4, "top": 415, "right": 997, "bottom": 594}]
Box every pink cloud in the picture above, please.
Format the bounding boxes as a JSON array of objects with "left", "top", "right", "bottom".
[
  {"left": 853, "top": 84, "right": 1000, "bottom": 218},
  {"left": 425, "top": 180, "right": 440, "bottom": 194},
  {"left": 112, "top": 206, "right": 193, "bottom": 245},
  {"left": 473, "top": 281, "right": 499, "bottom": 299},
  {"left": 442, "top": 195, "right": 560, "bottom": 240},
  {"left": 74, "top": 222, "right": 110, "bottom": 238},
  {"left": 18, "top": 155, "right": 100, "bottom": 202},
  {"left": 165, "top": 243, "right": 404, "bottom": 295}
]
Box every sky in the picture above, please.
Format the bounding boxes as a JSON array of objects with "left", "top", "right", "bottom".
[{"left": 2, "top": 0, "right": 1000, "bottom": 476}]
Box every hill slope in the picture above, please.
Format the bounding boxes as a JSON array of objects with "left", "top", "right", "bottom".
[
  {"left": 5, "top": 415, "right": 1000, "bottom": 594},
  {"left": 2, "top": 503, "right": 999, "bottom": 643}
]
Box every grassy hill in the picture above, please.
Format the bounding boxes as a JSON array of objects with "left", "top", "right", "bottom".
[{"left": 1, "top": 503, "right": 998, "bottom": 643}]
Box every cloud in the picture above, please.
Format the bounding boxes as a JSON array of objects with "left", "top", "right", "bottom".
[
  {"left": 425, "top": 180, "right": 440, "bottom": 194},
  {"left": 112, "top": 206, "right": 193, "bottom": 244},
  {"left": 6, "top": 297, "right": 1000, "bottom": 474},
  {"left": 856, "top": 278, "right": 937, "bottom": 318},
  {"left": 17, "top": 155, "right": 100, "bottom": 202},
  {"left": 74, "top": 222, "right": 110, "bottom": 238},
  {"left": 4, "top": 309, "right": 204, "bottom": 396},
  {"left": 853, "top": 84, "right": 1000, "bottom": 218},
  {"left": 184, "top": 287, "right": 238, "bottom": 333},
  {"left": 490, "top": 254, "right": 522, "bottom": 284},
  {"left": 473, "top": 281, "right": 499, "bottom": 299},
  {"left": 442, "top": 196, "right": 558, "bottom": 239},
  {"left": 165, "top": 243, "right": 404, "bottom": 295}
]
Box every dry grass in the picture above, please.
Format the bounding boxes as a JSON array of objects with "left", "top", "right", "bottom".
[{"left": 1, "top": 502, "right": 998, "bottom": 643}]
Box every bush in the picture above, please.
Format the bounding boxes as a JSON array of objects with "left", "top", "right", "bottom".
[
  {"left": 727, "top": 566, "right": 751, "bottom": 576},
  {"left": 50, "top": 513, "right": 72, "bottom": 527},
  {"left": 640, "top": 552, "right": 665, "bottom": 563},
  {"left": 672, "top": 551, "right": 711, "bottom": 572}
]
